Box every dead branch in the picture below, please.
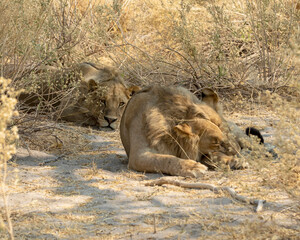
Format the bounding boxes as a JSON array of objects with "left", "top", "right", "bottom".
[
  {"left": 165, "top": 47, "right": 199, "bottom": 80},
  {"left": 145, "top": 177, "right": 266, "bottom": 212},
  {"left": 39, "top": 154, "right": 65, "bottom": 166}
]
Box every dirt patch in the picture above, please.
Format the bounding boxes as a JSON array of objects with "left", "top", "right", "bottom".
[{"left": 1, "top": 115, "right": 299, "bottom": 239}]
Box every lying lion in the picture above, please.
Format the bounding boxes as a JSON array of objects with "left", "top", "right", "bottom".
[
  {"left": 19, "top": 62, "right": 139, "bottom": 130},
  {"left": 120, "top": 86, "right": 260, "bottom": 177}
]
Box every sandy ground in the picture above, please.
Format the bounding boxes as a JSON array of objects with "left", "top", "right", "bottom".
[{"left": 1, "top": 112, "right": 299, "bottom": 239}]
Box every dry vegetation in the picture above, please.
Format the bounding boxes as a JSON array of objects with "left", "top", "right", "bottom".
[
  {"left": 0, "top": 0, "right": 299, "bottom": 239},
  {"left": 0, "top": 77, "right": 19, "bottom": 239}
]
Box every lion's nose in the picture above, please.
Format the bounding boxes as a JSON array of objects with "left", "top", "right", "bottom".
[{"left": 104, "top": 116, "right": 117, "bottom": 124}]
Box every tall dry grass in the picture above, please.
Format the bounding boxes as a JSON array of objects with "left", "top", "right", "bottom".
[{"left": 1, "top": 0, "right": 298, "bottom": 92}]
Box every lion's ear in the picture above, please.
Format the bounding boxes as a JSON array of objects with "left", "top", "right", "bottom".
[
  {"left": 201, "top": 88, "right": 219, "bottom": 111},
  {"left": 173, "top": 123, "right": 194, "bottom": 137},
  {"left": 79, "top": 62, "right": 99, "bottom": 77},
  {"left": 127, "top": 85, "right": 140, "bottom": 97}
]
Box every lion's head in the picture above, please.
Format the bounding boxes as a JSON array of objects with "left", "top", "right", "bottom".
[
  {"left": 60, "top": 62, "right": 139, "bottom": 130},
  {"left": 173, "top": 119, "right": 225, "bottom": 156},
  {"left": 142, "top": 86, "right": 226, "bottom": 161}
]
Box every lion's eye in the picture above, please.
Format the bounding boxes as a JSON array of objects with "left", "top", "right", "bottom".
[
  {"left": 119, "top": 102, "right": 125, "bottom": 107},
  {"left": 196, "top": 112, "right": 207, "bottom": 119}
]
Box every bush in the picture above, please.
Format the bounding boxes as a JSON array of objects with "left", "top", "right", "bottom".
[{"left": 0, "top": 77, "right": 19, "bottom": 240}]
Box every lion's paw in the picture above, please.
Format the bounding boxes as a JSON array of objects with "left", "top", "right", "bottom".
[
  {"left": 230, "top": 158, "right": 249, "bottom": 170},
  {"left": 180, "top": 160, "right": 207, "bottom": 178}
]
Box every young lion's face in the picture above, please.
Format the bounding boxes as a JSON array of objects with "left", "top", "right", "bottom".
[
  {"left": 191, "top": 119, "right": 225, "bottom": 154},
  {"left": 85, "top": 82, "right": 132, "bottom": 130},
  {"left": 173, "top": 118, "right": 225, "bottom": 155}
]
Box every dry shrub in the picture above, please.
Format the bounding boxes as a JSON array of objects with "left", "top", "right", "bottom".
[
  {"left": 1, "top": 0, "right": 298, "bottom": 92},
  {"left": 0, "top": 77, "right": 19, "bottom": 240},
  {"left": 17, "top": 66, "right": 82, "bottom": 116},
  {"left": 0, "top": 0, "right": 114, "bottom": 81},
  {"left": 105, "top": 0, "right": 299, "bottom": 93}
]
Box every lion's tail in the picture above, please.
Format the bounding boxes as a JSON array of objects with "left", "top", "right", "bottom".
[{"left": 245, "top": 127, "right": 264, "bottom": 144}]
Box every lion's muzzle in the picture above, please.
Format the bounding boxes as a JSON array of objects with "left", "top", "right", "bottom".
[
  {"left": 99, "top": 115, "right": 118, "bottom": 130},
  {"left": 104, "top": 116, "right": 117, "bottom": 124}
]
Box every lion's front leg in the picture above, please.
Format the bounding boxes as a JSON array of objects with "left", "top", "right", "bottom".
[{"left": 128, "top": 151, "right": 207, "bottom": 177}]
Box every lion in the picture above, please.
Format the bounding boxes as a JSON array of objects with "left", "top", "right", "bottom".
[
  {"left": 120, "top": 85, "right": 246, "bottom": 177},
  {"left": 58, "top": 62, "right": 140, "bottom": 129},
  {"left": 19, "top": 62, "right": 139, "bottom": 130}
]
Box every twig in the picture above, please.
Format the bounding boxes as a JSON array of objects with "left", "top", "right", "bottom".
[
  {"left": 165, "top": 47, "right": 199, "bottom": 81},
  {"left": 153, "top": 214, "right": 156, "bottom": 234},
  {"left": 39, "top": 154, "right": 65, "bottom": 166},
  {"left": 145, "top": 178, "right": 266, "bottom": 212}
]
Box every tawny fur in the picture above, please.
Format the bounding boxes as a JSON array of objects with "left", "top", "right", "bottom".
[{"left": 120, "top": 86, "right": 242, "bottom": 178}]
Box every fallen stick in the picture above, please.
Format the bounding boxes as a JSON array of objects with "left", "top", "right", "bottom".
[
  {"left": 145, "top": 178, "right": 266, "bottom": 212},
  {"left": 39, "top": 155, "right": 65, "bottom": 166}
]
